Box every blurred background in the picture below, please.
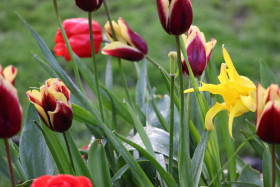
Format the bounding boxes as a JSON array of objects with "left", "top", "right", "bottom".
[{"left": 1, "top": 0, "right": 280, "bottom": 170}]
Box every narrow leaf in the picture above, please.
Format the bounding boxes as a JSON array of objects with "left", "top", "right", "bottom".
[{"left": 136, "top": 59, "right": 147, "bottom": 109}]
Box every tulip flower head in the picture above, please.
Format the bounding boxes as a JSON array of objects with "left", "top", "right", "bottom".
[
  {"left": 185, "top": 47, "right": 256, "bottom": 137},
  {"left": 75, "top": 0, "right": 103, "bottom": 12},
  {"left": 0, "top": 70, "right": 22, "bottom": 138},
  {"left": 0, "top": 65, "right": 17, "bottom": 85},
  {"left": 156, "top": 0, "right": 193, "bottom": 35},
  {"left": 31, "top": 174, "right": 93, "bottom": 187},
  {"left": 54, "top": 18, "right": 103, "bottom": 61},
  {"left": 102, "top": 18, "right": 148, "bottom": 61},
  {"left": 26, "top": 78, "right": 73, "bottom": 133},
  {"left": 256, "top": 83, "right": 280, "bottom": 143},
  {"left": 181, "top": 26, "right": 217, "bottom": 77}
]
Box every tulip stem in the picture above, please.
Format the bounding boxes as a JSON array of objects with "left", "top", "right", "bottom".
[
  {"left": 63, "top": 132, "right": 75, "bottom": 174},
  {"left": 88, "top": 12, "right": 105, "bottom": 122},
  {"left": 52, "top": 0, "right": 85, "bottom": 95},
  {"left": 4, "top": 139, "right": 15, "bottom": 187},
  {"left": 103, "top": 0, "right": 117, "bottom": 40},
  {"left": 272, "top": 144, "right": 276, "bottom": 187},
  {"left": 146, "top": 55, "right": 169, "bottom": 78}
]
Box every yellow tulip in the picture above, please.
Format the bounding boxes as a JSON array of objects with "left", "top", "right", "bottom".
[{"left": 185, "top": 46, "right": 256, "bottom": 137}]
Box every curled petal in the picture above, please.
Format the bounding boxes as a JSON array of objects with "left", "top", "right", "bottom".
[
  {"left": 256, "top": 100, "right": 280, "bottom": 143},
  {"left": 104, "top": 21, "right": 126, "bottom": 43},
  {"left": 205, "top": 102, "right": 227, "bottom": 131},
  {"left": 102, "top": 42, "right": 145, "bottom": 61},
  {"left": 26, "top": 90, "right": 42, "bottom": 106},
  {"left": 3, "top": 65, "right": 17, "bottom": 85},
  {"left": 240, "top": 90, "right": 256, "bottom": 112},
  {"left": 205, "top": 38, "right": 217, "bottom": 63},
  {"left": 48, "top": 102, "right": 73, "bottom": 132},
  {"left": 0, "top": 78, "right": 22, "bottom": 138}
]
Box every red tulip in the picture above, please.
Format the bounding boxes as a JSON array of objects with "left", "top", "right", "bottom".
[
  {"left": 102, "top": 18, "right": 148, "bottom": 61},
  {"left": 75, "top": 0, "right": 103, "bottom": 12},
  {"left": 0, "top": 74, "right": 22, "bottom": 138},
  {"left": 54, "top": 18, "right": 103, "bottom": 61},
  {"left": 156, "top": 0, "right": 193, "bottom": 35},
  {"left": 181, "top": 25, "right": 216, "bottom": 77},
  {"left": 26, "top": 78, "right": 73, "bottom": 133},
  {"left": 256, "top": 83, "right": 280, "bottom": 144},
  {"left": 31, "top": 174, "right": 93, "bottom": 187}
]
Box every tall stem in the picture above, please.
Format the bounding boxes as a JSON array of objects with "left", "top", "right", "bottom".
[
  {"left": 88, "top": 12, "right": 105, "bottom": 122},
  {"left": 272, "top": 144, "right": 276, "bottom": 187},
  {"left": 53, "top": 0, "right": 85, "bottom": 94},
  {"left": 63, "top": 132, "right": 75, "bottom": 174},
  {"left": 103, "top": 0, "right": 116, "bottom": 40},
  {"left": 146, "top": 55, "right": 169, "bottom": 77},
  {"left": 4, "top": 139, "right": 15, "bottom": 187}
]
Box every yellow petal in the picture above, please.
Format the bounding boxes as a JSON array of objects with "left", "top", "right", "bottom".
[
  {"left": 205, "top": 102, "right": 227, "bottom": 131},
  {"left": 205, "top": 38, "right": 217, "bottom": 56},
  {"left": 240, "top": 89, "right": 256, "bottom": 112},
  {"left": 34, "top": 103, "right": 50, "bottom": 128},
  {"left": 217, "top": 63, "right": 229, "bottom": 84},
  {"left": 222, "top": 46, "right": 239, "bottom": 80},
  {"left": 26, "top": 90, "right": 42, "bottom": 105}
]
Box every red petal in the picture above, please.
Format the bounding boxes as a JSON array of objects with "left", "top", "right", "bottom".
[
  {"left": 31, "top": 175, "right": 52, "bottom": 187},
  {"left": 46, "top": 174, "right": 83, "bottom": 187},
  {"left": 76, "top": 176, "right": 93, "bottom": 187}
]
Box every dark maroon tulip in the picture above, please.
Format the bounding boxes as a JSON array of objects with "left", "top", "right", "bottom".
[{"left": 75, "top": 0, "right": 103, "bottom": 12}]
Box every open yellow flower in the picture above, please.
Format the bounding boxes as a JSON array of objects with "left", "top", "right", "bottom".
[{"left": 184, "top": 46, "right": 256, "bottom": 137}]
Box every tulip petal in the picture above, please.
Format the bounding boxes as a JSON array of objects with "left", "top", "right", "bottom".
[
  {"left": 102, "top": 42, "right": 144, "bottom": 61},
  {"left": 34, "top": 103, "right": 50, "bottom": 129},
  {"left": 3, "top": 65, "right": 17, "bottom": 85},
  {"left": 46, "top": 174, "right": 82, "bottom": 187},
  {"left": 267, "top": 84, "right": 280, "bottom": 102},
  {"left": 156, "top": 0, "right": 170, "bottom": 32},
  {"left": 257, "top": 101, "right": 280, "bottom": 143},
  {"left": 76, "top": 176, "right": 93, "bottom": 187},
  {"left": 256, "top": 83, "right": 266, "bottom": 125},
  {"left": 104, "top": 21, "right": 127, "bottom": 43},
  {"left": 31, "top": 175, "right": 52, "bottom": 187},
  {"left": 48, "top": 102, "right": 73, "bottom": 132},
  {"left": 0, "top": 78, "right": 22, "bottom": 138},
  {"left": 26, "top": 90, "right": 42, "bottom": 106},
  {"left": 118, "top": 18, "right": 148, "bottom": 54},
  {"left": 205, "top": 102, "right": 227, "bottom": 131},
  {"left": 205, "top": 38, "right": 217, "bottom": 63}
]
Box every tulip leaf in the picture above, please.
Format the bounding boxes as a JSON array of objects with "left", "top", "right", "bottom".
[
  {"left": 260, "top": 60, "right": 278, "bottom": 88},
  {"left": 262, "top": 146, "right": 272, "bottom": 187},
  {"left": 115, "top": 132, "right": 178, "bottom": 187},
  {"left": 72, "top": 103, "right": 98, "bottom": 127},
  {"left": 32, "top": 53, "right": 58, "bottom": 78},
  {"left": 136, "top": 59, "right": 147, "bottom": 109},
  {"left": 19, "top": 104, "right": 56, "bottom": 179},
  {"left": 88, "top": 139, "right": 112, "bottom": 187},
  {"left": 235, "top": 164, "right": 262, "bottom": 187},
  {"left": 241, "top": 130, "right": 265, "bottom": 158},
  {"left": 105, "top": 57, "right": 113, "bottom": 91}
]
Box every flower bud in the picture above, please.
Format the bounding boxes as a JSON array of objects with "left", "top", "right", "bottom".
[
  {"left": 102, "top": 18, "right": 148, "bottom": 61},
  {"left": 182, "top": 25, "right": 216, "bottom": 77},
  {"left": 54, "top": 18, "right": 103, "bottom": 61},
  {"left": 0, "top": 76, "right": 22, "bottom": 138},
  {"left": 256, "top": 83, "right": 280, "bottom": 143},
  {"left": 26, "top": 78, "right": 73, "bottom": 132},
  {"left": 0, "top": 65, "right": 17, "bottom": 85},
  {"left": 75, "top": 0, "right": 103, "bottom": 12},
  {"left": 156, "top": 0, "right": 193, "bottom": 35}
]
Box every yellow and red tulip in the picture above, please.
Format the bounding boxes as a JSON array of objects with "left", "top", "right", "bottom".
[
  {"left": 54, "top": 18, "right": 103, "bottom": 61},
  {"left": 156, "top": 0, "right": 193, "bottom": 36},
  {"left": 0, "top": 65, "right": 17, "bottom": 85},
  {"left": 256, "top": 83, "right": 280, "bottom": 143},
  {"left": 102, "top": 18, "right": 148, "bottom": 61},
  {"left": 182, "top": 26, "right": 217, "bottom": 77},
  {"left": 75, "top": 0, "right": 103, "bottom": 12},
  {"left": 26, "top": 78, "right": 73, "bottom": 133},
  {"left": 0, "top": 66, "right": 21, "bottom": 138},
  {"left": 185, "top": 47, "right": 256, "bottom": 137}
]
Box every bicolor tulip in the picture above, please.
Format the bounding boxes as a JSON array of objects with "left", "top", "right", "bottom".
[
  {"left": 156, "top": 0, "right": 193, "bottom": 35},
  {"left": 0, "top": 75, "right": 22, "bottom": 138},
  {"left": 181, "top": 26, "right": 217, "bottom": 77},
  {"left": 102, "top": 17, "right": 148, "bottom": 61},
  {"left": 31, "top": 174, "right": 93, "bottom": 187},
  {"left": 54, "top": 18, "right": 102, "bottom": 61},
  {"left": 26, "top": 78, "right": 73, "bottom": 132},
  {"left": 75, "top": 0, "right": 103, "bottom": 12},
  {"left": 0, "top": 65, "right": 17, "bottom": 85},
  {"left": 256, "top": 83, "right": 280, "bottom": 143},
  {"left": 185, "top": 47, "right": 256, "bottom": 137}
]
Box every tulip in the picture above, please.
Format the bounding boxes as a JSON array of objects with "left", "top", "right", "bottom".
[
  {"left": 0, "top": 65, "right": 17, "bottom": 85},
  {"left": 31, "top": 174, "right": 93, "bottom": 187},
  {"left": 181, "top": 25, "right": 217, "bottom": 77},
  {"left": 102, "top": 17, "right": 148, "bottom": 61},
  {"left": 0, "top": 76, "right": 22, "bottom": 138},
  {"left": 54, "top": 18, "right": 103, "bottom": 61},
  {"left": 156, "top": 0, "right": 193, "bottom": 35},
  {"left": 75, "top": 0, "right": 103, "bottom": 12},
  {"left": 256, "top": 83, "right": 280, "bottom": 143},
  {"left": 185, "top": 47, "right": 256, "bottom": 137},
  {"left": 26, "top": 78, "right": 73, "bottom": 132}
]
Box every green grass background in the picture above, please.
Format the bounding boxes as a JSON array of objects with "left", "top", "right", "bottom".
[{"left": 1, "top": 0, "right": 280, "bottom": 183}]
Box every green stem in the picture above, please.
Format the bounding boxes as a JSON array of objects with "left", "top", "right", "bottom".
[
  {"left": 272, "top": 144, "right": 276, "bottom": 187},
  {"left": 88, "top": 12, "right": 105, "bottom": 122},
  {"left": 4, "top": 139, "right": 15, "bottom": 187},
  {"left": 63, "top": 132, "right": 75, "bottom": 174},
  {"left": 53, "top": 0, "right": 85, "bottom": 94},
  {"left": 146, "top": 55, "right": 169, "bottom": 77},
  {"left": 103, "top": 0, "right": 116, "bottom": 40}
]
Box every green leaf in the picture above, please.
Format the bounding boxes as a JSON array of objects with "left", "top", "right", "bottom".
[
  {"left": 262, "top": 146, "right": 272, "bottom": 187},
  {"left": 19, "top": 104, "right": 56, "bottom": 179},
  {"left": 260, "top": 60, "right": 278, "bottom": 88},
  {"left": 32, "top": 53, "right": 58, "bottom": 78},
  {"left": 88, "top": 140, "right": 112, "bottom": 187},
  {"left": 115, "top": 132, "right": 178, "bottom": 187},
  {"left": 236, "top": 164, "right": 262, "bottom": 187},
  {"left": 136, "top": 60, "right": 147, "bottom": 109},
  {"left": 191, "top": 131, "right": 210, "bottom": 187},
  {"left": 72, "top": 103, "right": 99, "bottom": 127},
  {"left": 241, "top": 130, "right": 265, "bottom": 158}
]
